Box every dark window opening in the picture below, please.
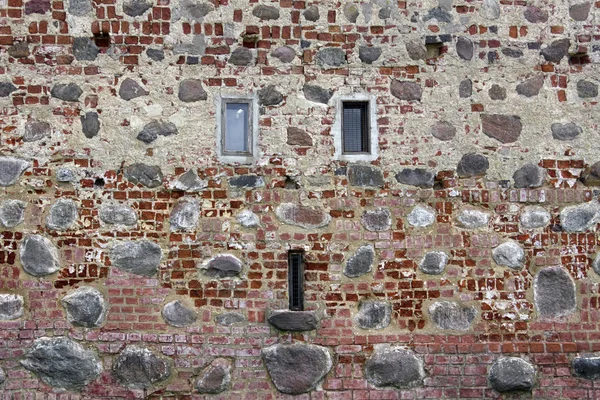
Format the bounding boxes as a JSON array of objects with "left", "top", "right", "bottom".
[
  {"left": 342, "top": 101, "right": 369, "bottom": 154},
  {"left": 288, "top": 250, "right": 304, "bottom": 311},
  {"left": 93, "top": 32, "right": 111, "bottom": 49},
  {"left": 94, "top": 177, "right": 105, "bottom": 188}
]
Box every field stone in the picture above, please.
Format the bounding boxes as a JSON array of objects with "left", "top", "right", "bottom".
[
  {"left": 488, "top": 357, "right": 535, "bottom": 392},
  {"left": 492, "top": 241, "right": 525, "bottom": 269},
  {"left": 390, "top": 80, "right": 422, "bottom": 101},
  {"left": 456, "top": 37, "right": 473, "bottom": 60},
  {"left": 268, "top": 310, "right": 319, "bottom": 331},
  {"left": 459, "top": 79, "right": 472, "bottom": 98},
  {"left": 20, "top": 337, "right": 102, "bottom": 389},
  {"left": 379, "top": 7, "right": 391, "bottom": 19},
  {"left": 516, "top": 75, "right": 544, "bottom": 97},
  {"left": 502, "top": 47, "right": 523, "bottom": 58},
  {"left": 99, "top": 204, "right": 137, "bottom": 226},
  {"left": 51, "top": 83, "right": 83, "bottom": 102},
  {"left": 524, "top": 6, "right": 548, "bottom": 23},
  {"left": 344, "top": 245, "right": 374, "bottom": 278},
  {"left": 162, "top": 300, "right": 197, "bottom": 327},
  {"left": 303, "top": 85, "right": 333, "bottom": 104},
  {"left": 348, "top": 165, "right": 384, "bottom": 187},
  {"left": 72, "top": 37, "right": 99, "bottom": 61},
  {"left": 196, "top": 358, "right": 232, "bottom": 394},
  {"left": 20, "top": 235, "right": 60, "bottom": 276},
  {"left": 170, "top": 199, "right": 199, "bottom": 230},
  {"left": 25, "top": 0, "right": 51, "bottom": 15},
  {"left": 407, "top": 205, "right": 436, "bottom": 228},
  {"left": 534, "top": 266, "right": 576, "bottom": 318},
  {"left": 147, "top": 48, "right": 165, "bottom": 61},
  {"left": 112, "top": 345, "right": 171, "bottom": 389},
  {"left": 365, "top": 346, "right": 424, "bottom": 388},
  {"left": 355, "top": 301, "right": 391, "bottom": 329},
  {"left": 173, "top": 34, "right": 206, "bottom": 55},
  {"left": 23, "top": 120, "right": 50, "bottom": 142},
  {"left": 46, "top": 199, "right": 77, "bottom": 231},
  {"left": 252, "top": 4, "right": 279, "bottom": 20},
  {"left": 137, "top": 121, "right": 178, "bottom": 144},
  {"left": 520, "top": 206, "right": 551, "bottom": 229},
  {"left": 202, "top": 254, "right": 242, "bottom": 278},
  {"left": 173, "top": 169, "right": 207, "bottom": 192},
  {"left": 229, "top": 47, "right": 253, "bottom": 66},
  {"left": 271, "top": 46, "right": 296, "bottom": 63},
  {"left": 560, "top": 201, "right": 600, "bottom": 232},
  {"left": 261, "top": 343, "right": 332, "bottom": 394},
  {"left": 237, "top": 209, "right": 260, "bottom": 228},
  {"left": 569, "top": 2, "right": 591, "bottom": 21},
  {"left": 111, "top": 240, "right": 162, "bottom": 277},
  {"left": 429, "top": 301, "right": 477, "bottom": 330},
  {"left": 424, "top": 6, "right": 452, "bottom": 22},
  {"left": 457, "top": 153, "right": 489, "bottom": 177},
  {"left": 541, "top": 39, "right": 570, "bottom": 63},
  {"left": 343, "top": 3, "right": 359, "bottom": 22},
  {"left": 0, "top": 200, "right": 26, "bottom": 228},
  {"left": 430, "top": 120, "right": 456, "bottom": 141},
  {"left": 406, "top": 39, "right": 427, "bottom": 60},
  {"left": 513, "top": 163, "right": 545, "bottom": 188},
  {"left": 0, "top": 294, "right": 24, "bottom": 320},
  {"left": 316, "top": 48, "right": 346, "bottom": 67},
  {"left": 551, "top": 122, "right": 582, "bottom": 141},
  {"left": 361, "top": 208, "right": 391, "bottom": 231},
  {"left": 178, "top": 0, "right": 213, "bottom": 20},
  {"left": 61, "top": 287, "right": 106, "bottom": 328},
  {"left": 123, "top": 0, "right": 152, "bottom": 16},
  {"left": 489, "top": 84, "right": 507, "bottom": 100},
  {"left": 178, "top": 79, "right": 207, "bottom": 102},
  {"left": 419, "top": 251, "right": 448, "bottom": 275},
  {"left": 572, "top": 355, "right": 600, "bottom": 379},
  {"left": 359, "top": 46, "right": 382, "bottom": 63},
  {"left": 119, "top": 78, "right": 148, "bottom": 100},
  {"left": 69, "top": 0, "right": 92, "bottom": 15},
  {"left": 0, "top": 82, "right": 18, "bottom": 97},
  {"left": 480, "top": 0, "right": 500, "bottom": 19},
  {"left": 215, "top": 312, "right": 246, "bottom": 326},
  {"left": 396, "top": 168, "right": 435, "bottom": 188},
  {"left": 258, "top": 85, "right": 283, "bottom": 106},
  {"left": 287, "top": 127, "right": 312, "bottom": 146},
  {"left": 457, "top": 208, "right": 490, "bottom": 229},
  {"left": 577, "top": 80, "right": 598, "bottom": 98},
  {"left": 8, "top": 42, "right": 29, "bottom": 58},
  {"left": 481, "top": 114, "right": 522, "bottom": 143},
  {"left": 58, "top": 168, "right": 77, "bottom": 182},
  {"left": 303, "top": 5, "right": 319, "bottom": 21},
  {"left": 276, "top": 203, "right": 331, "bottom": 229},
  {"left": 124, "top": 163, "right": 163, "bottom": 188},
  {"left": 81, "top": 111, "right": 100, "bottom": 138}
]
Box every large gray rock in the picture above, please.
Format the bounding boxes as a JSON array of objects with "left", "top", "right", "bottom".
[
  {"left": 0, "top": 294, "right": 24, "bottom": 320},
  {"left": 56, "top": 168, "right": 77, "bottom": 182},
  {"left": 0, "top": 82, "right": 18, "bottom": 97},
  {"left": 258, "top": 85, "right": 283, "bottom": 106},
  {"left": 406, "top": 39, "right": 427, "bottom": 60},
  {"left": 560, "top": 201, "right": 600, "bottom": 232},
  {"left": 459, "top": 79, "right": 472, "bottom": 98},
  {"left": 72, "top": 37, "right": 99, "bottom": 61},
  {"left": 551, "top": 122, "right": 582, "bottom": 141},
  {"left": 429, "top": 301, "right": 477, "bottom": 330},
  {"left": 118, "top": 78, "right": 148, "bottom": 101},
  {"left": 343, "top": 3, "right": 359, "bottom": 22},
  {"left": 20, "top": 235, "right": 60, "bottom": 276},
  {"left": 513, "top": 163, "right": 545, "bottom": 188},
  {"left": 146, "top": 48, "right": 165, "bottom": 61},
  {"left": 492, "top": 241, "right": 524, "bottom": 269},
  {"left": 457, "top": 153, "right": 489, "bottom": 177},
  {"left": 173, "top": 34, "right": 206, "bottom": 55},
  {"left": 252, "top": 4, "right": 279, "bottom": 19},
  {"left": 348, "top": 165, "right": 384, "bottom": 187},
  {"left": 287, "top": 127, "right": 313, "bottom": 146},
  {"left": 534, "top": 266, "right": 576, "bottom": 318},
  {"left": 361, "top": 208, "right": 391, "bottom": 231},
  {"left": 271, "top": 46, "right": 296, "bottom": 63},
  {"left": 303, "top": 85, "right": 333, "bottom": 104},
  {"left": 516, "top": 75, "right": 544, "bottom": 97},
  {"left": 178, "top": 0, "right": 213, "bottom": 20},
  {"left": 262, "top": 343, "right": 332, "bottom": 394},
  {"left": 161, "top": 300, "right": 197, "bottom": 327},
  {"left": 111, "top": 240, "right": 162, "bottom": 277},
  {"left": 112, "top": 346, "right": 171, "bottom": 389},
  {"left": 99, "top": 204, "right": 137, "bottom": 226},
  {"left": 481, "top": 114, "right": 522, "bottom": 143},
  {"left": 229, "top": 48, "right": 253, "bottom": 66},
  {"left": 237, "top": 209, "right": 260, "bottom": 228},
  {"left": 488, "top": 357, "right": 535, "bottom": 392},
  {"left": 68, "top": 0, "right": 92, "bottom": 16},
  {"left": 489, "top": 84, "right": 507, "bottom": 100},
  {"left": 276, "top": 203, "right": 331, "bottom": 229},
  {"left": 354, "top": 301, "right": 391, "bottom": 329},
  {"left": 123, "top": 0, "right": 152, "bottom": 16},
  {"left": 359, "top": 46, "right": 382, "bottom": 64},
  {"left": 201, "top": 254, "right": 242, "bottom": 278},
  {"left": 456, "top": 37, "right": 473, "bottom": 60},
  {"left": 577, "top": 80, "right": 598, "bottom": 98},
  {"left": 0, "top": 156, "right": 29, "bottom": 186},
  {"left": 46, "top": 199, "right": 77, "bottom": 231},
  {"left": 229, "top": 175, "right": 265, "bottom": 188},
  {"left": 524, "top": 6, "right": 548, "bottom": 23},
  {"left": 390, "top": 80, "right": 422, "bottom": 101},
  {"left": 20, "top": 337, "right": 102, "bottom": 389},
  {"left": 541, "top": 39, "right": 570, "bottom": 63},
  {"left": 215, "top": 312, "right": 246, "bottom": 326},
  {"left": 520, "top": 206, "right": 551, "bottom": 229},
  {"left": 365, "top": 346, "right": 424, "bottom": 388},
  {"left": 407, "top": 205, "right": 436, "bottom": 228},
  {"left": 424, "top": 6, "right": 452, "bottom": 22},
  {"left": 81, "top": 111, "right": 100, "bottom": 138},
  {"left": 61, "top": 287, "right": 106, "bottom": 328},
  {"left": 396, "top": 168, "right": 435, "bottom": 188},
  {"left": 303, "top": 5, "right": 319, "bottom": 21},
  {"left": 196, "top": 358, "right": 232, "bottom": 394},
  {"left": 169, "top": 199, "right": 199, "bottom": 230},
  {"left": 137, "top": 121, "right": 178, "bottom": 144},
  {"left": 419, "top": 251, "right": 448, "bottom": 275},
  {"left": 572, "top": 355, "right": 600, "bottom": 379},
  {"left": 124, "top": 163, "right": 163, "bottom": 188},
  {"left": 430, "top": 120, "right": 456, "bottom": 141},
  {"left": 344, "top": 245, "right": 374, "bottom": 278},
  {"left": 173, "top": 169, "right": 207, "bottom": 192},
  {"left": 23, "top": 120, "right": 50, "bottom": 142},
  {"left": 178, "top": 79, "right": 207, "bottom": 102},
  {"left": 51, "top": 83, "right": 83, "bottom": 102},
  {"left": 570, "top": 2, "right": 591, "bottom": 20},
  {"left": 316, "top": 48, "right": 346, "bottom": 67},
  {"left": 0, "top": 200, "right": 26, "bottom": 228},
  {"left": 480, "top": 0, "right": 500, "bottom": 19},
  {"left": 268, "top": 310, "right": 318, "bottom": 331},
  {"left": 456, "top": 208, "right": 490, "bottom": 229}
]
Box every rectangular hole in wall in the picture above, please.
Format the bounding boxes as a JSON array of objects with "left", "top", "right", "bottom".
[
  {"left": 342, "top": 101, "right": 369, "bottom": 154},
  {"left": 288, "top": 250, "right": 304, "bottom": 311}
]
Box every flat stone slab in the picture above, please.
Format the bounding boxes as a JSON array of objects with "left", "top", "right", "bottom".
[
  {"left": 395, "top": 168, "right": 435, "bottom": 188},
  {"left": 262, "top": 343, "right": 332, "bottom": 394},
  {"left": 20, "top": 235, "right": 60, "bottom": 276},
  {"left": 112, "top": 345, "right": 171, "bottom": 389},
  {"left": 268, "top": 310, "right": 319, "bottom": 331},
  {"left": 173, "top": 169, "right": 207, "bottom": 192},
  {"left": 215, "top": 312, "right": 246, "bottom": 326},
  {"left": 124, "top": 163, "right": 163, "bottom": 188},
  {"left": 276, "top": 203, "right": 331, "bottom": 229},
  {"left": 534, "top": 266, "right": 576, "bottom": 319},
  {"left": 0, "top": 293, "right": 24, "bottom": 320},
  {"left": 61, "top": 287, "right": 106, "bottom": 328},
  {"left": 162, "top": 300, "right": 197, "bottom": 327},
  {"left": 488, "top": 357, "right": 535, "bottom": 392},
  {"left": 110, "top": 240, "right": 162, "bottom": 277},
  {"left": 348, "top": 165, "right": 384, "bottom": 188},
  {"left": 21, "top": 337, "right": 102, "bottom": 389},
  {"left": 201, "top": 254, "right": 242, "bottom": 278},
  {"left": 365, "top": 346, "right": 424, "bottom": 388},
  {"left": 429, "top": 301, "right": 477, "bottom": 330},
  {"left": 355, "top": 301, "right": 391, "bottom": 329}
]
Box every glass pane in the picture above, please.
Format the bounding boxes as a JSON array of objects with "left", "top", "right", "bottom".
[
  {"left": 225, "top": 103, "right": 249, "bottom": 153},
  {"left": 343, "top": 104, "right": 365, "bottom": 153}
]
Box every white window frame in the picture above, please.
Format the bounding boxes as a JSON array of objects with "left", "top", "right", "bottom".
[
  {"left": 332, "top": 93, "right": 379, "bottom": 162},
  {"left": 215, "top": 94, "right": 259, "bottom": 164}
]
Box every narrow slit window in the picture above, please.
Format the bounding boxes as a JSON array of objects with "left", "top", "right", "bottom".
[
  {"left": 288, "top": 250, "right": 304, "bottom": 311},
  {"left": 222, "top": 101, "right": 251, "bottom": 155},
  {"left": 342, "top": 101, "right": 369, "bottom": 154}
]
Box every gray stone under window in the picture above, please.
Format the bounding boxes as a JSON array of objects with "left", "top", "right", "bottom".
[{"left": 216, "top": 95, "right": 258, "bottom": 164}]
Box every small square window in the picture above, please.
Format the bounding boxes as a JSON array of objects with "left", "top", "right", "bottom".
[
  {"left": 342, "top": 101, "right": 370, "bottom": 154},
  {"left": 333, "top": 94, "right": 378, "bottom": 162},
  {"left": 217, "top": 95, "right": 258, "bottom": 164}
]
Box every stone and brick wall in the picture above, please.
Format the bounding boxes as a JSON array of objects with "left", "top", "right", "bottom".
[{"left": 1, "top": 0, "right": 600, "bottom": 397}]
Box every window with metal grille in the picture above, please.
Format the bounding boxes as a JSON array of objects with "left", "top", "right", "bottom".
[
  {"left": 221, "top": 100, "right": 252, "bottom": 156},
  {"left": 288, "top": 251, "right": 304, "bottom": 311},
  {"left": 342, "top": 101, "right": 369, "bottom": 154}
]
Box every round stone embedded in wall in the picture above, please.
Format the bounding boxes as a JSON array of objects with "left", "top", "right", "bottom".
[
  {"left": 275, "top": 203, "right": 331, "bottom": 229},
  {"left": 354, "top": 300, "right": 391, "bottom": 330},
  {"left": 456, "top": 208, "right": 490, "bottom": 229},
  {"left": 268, "top": 310, "right": 319, "bottom": 331},
  {"left": 534, "top": 266, "right": 576, "bottom": 319},
  {"left": 118, "top": 78, "right": 148, "bottom": 101},
  {"left": 0, "top": 200, "right": 26, "bottom": 228},
  {"left": 81, "top": 111, "right": 100, "bottom": 138},
  {"left": 169, "top": 199, "right": 199, "bottom": 231},
  {"left": 99, "top": 204, "right": 137, "bottom": 226},
  {"left": 50, "top": 82, "right": 83, "bottom": 102},
  {"left": 516, "top": 75, "right": 544, "bottom": 97},
  {"left": 23, "top": 120, "right": 50, "bottom": 142},
  {"left": 407, "top": 205, "right": 436, "bottom": 228},
  {"left": 513, "top": 163, "right": 545, "bottom": 188},
  {"left": 61, "top": 287, "right": 106, "bottom": 328},
  {"left": 110, "top": 240, "right": 162, "bottom": 277},
  {"left": 456, "top": 153, "right": 489, "bottom": 177},
  {"left": 201, "top": 254, "right": 243, "bottom": 278},
  {"left": 541, "top": 39, "right": 570, "bottom": 63},
  {"left": 430, "top": 121, "right": 456, "bottom": 141},
  {"left": 488, "top": 357, "right": 535, "bottom": 392},
  {"left": 237, "top": 209, "right": 260, "bottom": 228},
  {"left": 481, "top": 114, "right": 522, "bottom": 143},
  {"left": 492, "top": 241, "right": 525, "bottom": 269},
  {"left": 124, "top": 163, "right": 163, "bottom": 188},
  {"left": 551, "top": 122, "right": 582, "bottom": 141},
  {"left": 361, "top": 208, "right": 391, "bottom": 231},
  {"left": 572, "top": 355, "right": 600, "bottom": 380},
  {"left": 46, "top": 199, "right": 77, "bottom": 231},
  {"left": 173, "top": 169, "right": 207, "bottom": 192},
  {"left": 395, "top": 168, "right": 435, "bottom": 188},
  {"left": 178, "top": 79, "right": 207, "bottom": 102},
  {"left": 365, "top": 346, "right": 424, "bottom": 388},
  {"left": 0, "top": 293, "right": 24, "bottom": 320},
  {"left": 196, "top": 358, "right": 232, "bottom": 394},
  {"left": 419, "top": 251, "right": 448, "bottom": 275},
  {"left": 429, "top": 301, "right": 477, "bottom": 330},
  {"left": 0, "top": 156, "right": 30, "bottom": 187},
  {"left": 161, "top": 300, "right": 197, "bottom": 327},
  {"left": 520, "top": 206, "right": 551, "bottom": 229},
  {"left": 560, "top": 201, "right": 600, "bottom": 232},
  {"left": 112, "top": 345, "right": 171, "bottom": 389},
  {"left": 390, "top": 80, "right": 422, "bottom": 101},
  {"left": 20, "top": 235, "right": 60, "bottom": 277},
  {"left": 344, "top": 245, "right": 374, "bottom": 278}
]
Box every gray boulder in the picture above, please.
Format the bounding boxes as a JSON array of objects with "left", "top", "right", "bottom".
[
  {"left": 0, "top": 82, "right": 18, "bottom": 97},
  {"left": 570, "top": 2, "right": 591, "bottom": 20},
  {"left": 577, "top": 80, "right": 598, "bottom": 98},
  {"left": 162, "top": 300, "right": 197, "bottom": 327},
  {"left": 61, "top": 287, "right": 106, "bottom": 328},
  {"left": 489, "top": 84, "right": 507, "bottom": 100},
  {"left": 407, "top": 205, "right": 436, "bottom": 228},
  {"left": 124, "top": 163, "right": 163, "bottom": 188},
  {"left": 177, "top": 0, "right": 213, "bottom": 20},
  {"left": 534, "top": 266, "right": 576, "bottom": 318},
  {"left": 406, "top": 39, "right": 427, "bottom": 60},
  {"left": 520, "top": 206, "right": 551, "bottom": 229},
  {"left": 316, "top": 48, "right": 346, "bottom": 67},
  {"left": 252, "top": 4, "right": 279, "bottom": 19},
  {"left": 492, "top": 241, "right": 525, "bottom": 269},
  {"left": 123, "top": 0, "right": 152, "bottom": 16},
  {"left": 303, "top": 85, "right": 333, "bottom": 104},
  {"left": 287, "top": 127, "right": 313, "bottom": 146},
  {"left": 513, "top": 163, "right": 545, "bottom": 188},
  {"left": 262, "top": 343, "right": 332, "bottom": 394},
  {"left": 237, "top": 209, "right": 260, "bottom": 228},
  {"left": 201, "top": 254, "right": 242, "bottom": 278},
  {"left": 46, "top": 199, "right": 77, "bottom": 231},
  {"left": 196, "top": 358, "right": 232, "bottom": 394},
  {"left": 268, "top": 310, "right": 319, "bottom": 331},
  {"left": 112, "top": 346, "right": 171, "bottom": 389},
  {"left": 0, "top": 156, "right": 30, "bottom": 186},
  {"left": 541, "top": 39, "right": 570, "bottom": 63},
  {"left": 169, "top": 199, "right": 199, "bottom": 230},
  {"left": 118, "top": 78, "right": 148, "bottom": 100},
  {"left": 348, "top": 165, "right": 384, "bottom": 187},
  {"left": 344, "top": 245, "right": 374, "bottom": 278},
  {"left": 457, "top": 153, "right": 489, "bottom": 177},
  {"left": 137, "top": 121, "right": 178, "bottom": 144},
  {"left": 456, "top": 37, "right": 473, "bottom": 60},
  {"left": 229, "top": 175, "right": 265, "bottom": 188},
  {"left": 229, "top": 48, "right": 253, "bottom": 66},
  {"left": 396, "top": 168, "right": 435, "bottom": 188},
  {"left": 359, "top": 46, "right": 382, "bottom": 64},
  {"left": 524, "top": 5, "right": 548, "bottom": 22},
  {"left": 0, "top": 200, "right": 26, "bottom": 228},
  {"left": 354, "top": 301, "right": 391, "bottom": 329},
  {"left": 51, "top": 83, "right": 83, "bottom": 102},
  {"left": 178, "top": 79, "right": 207, "bottom": 102},
  {"left": 456, "top": 208, "right": 490, "bottom": 229},
  {"left": 303, "top": 5, "right": 319, "bottom": 21},
  {"left": 572, "top": 355, "right": 600, "bottom": 379},
  {"left": 271, "top": 46, "right": 296, "bottom": 63},
  {"left": 215, "top": 312, "right": 246, "bottom": 326},
  {"left": 0, "top": 293, "right": 24, "bottom": 320},
  {"left": 429, "top": 301, "right": 477, "bottom": 330},
  {"left": 68, "top": 0, "right": 92, "bottom": 16},
  {"left": 147, "top": 48, "right": 165, "bottom": 61},
  {"left": 173, "top": 169, "right": 207, "bottom": 192},
  {"left": 516, "top": 75, "right": 544, "bottom": 97},
  {"left": 365, "top": 346, "right": 424, "bottom": 388},
  {"left": 459, "top": 79, "right": 472, "bottom": 98},
  {"left": 430, "top": 120, "right": 456, "bottom": 141},
  {"left": 20, "top": 337, "right": 102, "bottom": 389},
  {"left": 20, "top": 235, "right": 60, "bottom": 276},
  {"left": 480, "top": 0, "right": 500, "bottom": 19},
  {"left": 488, "top": 357, "right": 535, "bottom": 392},
  {"left": 56, "top": 168, "right": 77, "bottom": 182},
  {"left": 275, "top": 203, "right": 331, "bottom": 229},
  {"left": 258, "top": 85, "right": 283, "bottom": 106},
  {"left": 111, "top": 240, "right": 162, "bottom": 277},
  {"left": 551, "top": 122, "right": 582, "bottom": 141},
  {"left": 81, "top": 111, "right": 100, "bottom": 138},
  {"left": 560, "top": 201, "right": 600, "bottom": 232},
  {"left": 23, "top": 120, "right": 51, "bottom": 142},
  {"left": 390, "top": 80, "right": 422, "bottom": 101},
  {"left": 361, "top": 208, "right": 391, "bottom": 231},
  {"left": 99, "top": 204, "right": 137, "bottom": 226},
  {"left": 72, "top": 37, "right": 99, "bottom": 61},
  {"left": 343, "top": 3, "right": 359, "bottom": 22},
  {"left": 419, "top": 251, "right": 448, "bottom": 275},
  {"left": 481, "top": 114, "right": 522, "bottom": 143}
]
